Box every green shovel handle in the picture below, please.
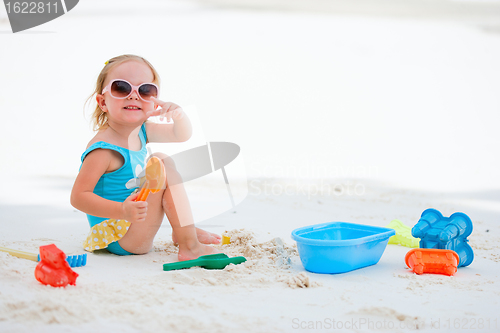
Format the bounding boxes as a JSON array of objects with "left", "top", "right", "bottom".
[{"left": 163, "top": 258, "right": 206, "bottom": 271}]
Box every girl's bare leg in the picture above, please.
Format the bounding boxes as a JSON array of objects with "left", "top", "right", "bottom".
[
  {"left": 114, "top": 154, "right": 220, "bottom": 259},
  {"left": 163, "top": 156, "right": 221, "bottom": 245},
  {"left": 116, "top": 187, "right": 166, "bottom": 255},
  {"left": 160, "top": 155, "right": 220, "bottom": 261}
]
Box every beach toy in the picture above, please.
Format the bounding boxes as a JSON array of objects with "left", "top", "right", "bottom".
[
  {"left": 412, "top": 208, "right": 473, "bottom": 267},
  {"left": 386, "top": 219, "right": 420, "bottom": 248},
  {"left": 35, "top": 244, "right": 79, "bottom": 287},
  {"left": 405, "top": 248, "right": 459, "bottom": 276},
  {"left": 0, "top": 245, "right": 87, "bottom": 267},
  {"left": 134, "top": 156, "right": 166, "bottom": 201},
  {"left": 291, "top": 222, "right": 395, "bottom": 274},
  {"left": 163, "top": 253, "right": 246, "bottom": 271},
  {"left": 221, "top": 235, "right": 231, "bottom": 245}
]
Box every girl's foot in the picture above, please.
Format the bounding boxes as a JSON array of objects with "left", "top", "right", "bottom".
[
  {"left": 178, "top": 242, "right": 221, "bottom": 261},
  {"left": 172, "top": 227, "right": 221, "bottom": 245}
]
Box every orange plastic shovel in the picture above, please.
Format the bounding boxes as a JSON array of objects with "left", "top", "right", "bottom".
[{"left": 134, "top": 156, "right": 166, "bottom": 201}]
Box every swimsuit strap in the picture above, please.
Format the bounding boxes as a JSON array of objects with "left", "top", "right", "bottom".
[
  {"left": 140, "top": 122, "right": 148, "bottom": 145},
  {"left": 81, "top": 123, "right": 148, "bottom": 164}
]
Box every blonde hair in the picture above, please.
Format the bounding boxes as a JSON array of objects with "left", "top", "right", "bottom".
[{"left": 86, "top": 54, "right": 161, "bottom": 131}]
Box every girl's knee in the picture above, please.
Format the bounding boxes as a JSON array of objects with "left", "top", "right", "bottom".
[
  {"left": 149, "top": 153, "right": 183, "bottom": 187},
  {"left": 161, "top": 159, "right": 183, "bottom": 186},
  {"left": 162, "top": 156, "right": 177, "bottom": 172},
  {"left": 150, "top": 153, "right": 178, "bottom": 173}
]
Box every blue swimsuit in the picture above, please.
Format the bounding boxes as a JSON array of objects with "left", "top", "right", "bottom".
[{"left": 80, "top": 123, "right": 148, "bottom": 255}]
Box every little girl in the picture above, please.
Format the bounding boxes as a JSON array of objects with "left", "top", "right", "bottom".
[{"left": 71, "top": 54, "right": 221, "bottom": 261}]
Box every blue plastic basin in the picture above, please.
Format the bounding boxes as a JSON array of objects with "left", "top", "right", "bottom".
[{"left": 291, "top": 222, "right": 396, "bottom": 274}]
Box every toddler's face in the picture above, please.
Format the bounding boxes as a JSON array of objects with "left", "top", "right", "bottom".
[{"left": 99, "top": 60, "right": 157, "bottom": 125}]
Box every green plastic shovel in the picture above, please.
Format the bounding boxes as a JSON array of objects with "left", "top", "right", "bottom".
[{"left": 163, "top": 253, "right": 246, "bottom": 271}]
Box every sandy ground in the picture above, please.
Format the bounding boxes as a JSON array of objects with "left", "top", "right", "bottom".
[
  {"left": 1, "top": 0, "right": 500, "bottom": 332},
  {"left": 0, "top": 176, "right": 499, "bottom": 333}
]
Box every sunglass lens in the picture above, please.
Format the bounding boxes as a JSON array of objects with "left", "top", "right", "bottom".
[
  {"left": 138, "top": 84, "right": 158, "bottom": 101},
  {"left": 111, "top": 80, "right": 132, "bottom": 98}
]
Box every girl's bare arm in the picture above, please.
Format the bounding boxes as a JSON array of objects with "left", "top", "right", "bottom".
[{"left": 70, "top": 149, "right": 124, "bottom": 219}]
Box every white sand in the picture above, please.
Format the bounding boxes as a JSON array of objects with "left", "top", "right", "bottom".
[
  {"left": 1, "top": 0, "right": 500, "bottom": 332},
  {"left": 0, "top": 176, "right": 499, "bottom": 332}
]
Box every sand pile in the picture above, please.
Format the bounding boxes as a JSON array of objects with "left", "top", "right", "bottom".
[
  {"left": 153, "top": 228, "right": 320, "bottom": 289},
  {"left": 0, "top": 228, "right": 318, "bottom": 331}
]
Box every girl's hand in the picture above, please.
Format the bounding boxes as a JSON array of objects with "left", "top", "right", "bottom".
[
  {"left": 147, "top": 97, "right": 184, "bottom": 122},
  {"left": 121, "top": 192, "right": 148, "bottom": 223}
]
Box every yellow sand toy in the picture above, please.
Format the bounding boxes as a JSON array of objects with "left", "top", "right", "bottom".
[
  {"left": 386, "top": 219, "right": 420, "bottom": 248},
  {"left": 221, "top": 235, "right": 231, "bottom": 245}
]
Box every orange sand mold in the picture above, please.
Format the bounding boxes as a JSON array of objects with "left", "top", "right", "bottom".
[{"left": 405, "top": 248, "right": 459, "bottom": 276}]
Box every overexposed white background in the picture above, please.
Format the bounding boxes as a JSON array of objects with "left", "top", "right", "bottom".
[{"left": 0, "top": 0, "right": 499, "bottom": 192}]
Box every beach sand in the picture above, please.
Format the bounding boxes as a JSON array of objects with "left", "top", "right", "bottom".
[
  {"left": 0, "top": 0, "right": 499, "bottom": 332},
  {"left": 0, "top": 176, "right": 499, "bottom": 332}
]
